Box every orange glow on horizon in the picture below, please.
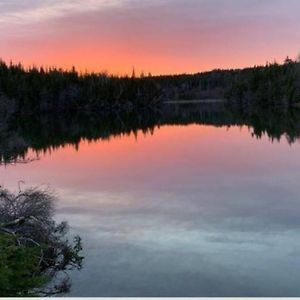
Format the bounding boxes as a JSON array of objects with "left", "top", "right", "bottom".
[
  {"left": 1, "top": 0, "right": 299, "bottom": 76},
  {"left": 1, "top": 52, "right": 296, "bottom": 77}
]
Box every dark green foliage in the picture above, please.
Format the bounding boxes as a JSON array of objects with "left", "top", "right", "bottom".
[
  {"left": 0, "top": 60, "right": 162, "bottom": 116},
  {"left": 225, "top": 59, "right": 300, "bottom": 107},
  {"left": 0, "top": 234, "right": 47, "bottom": 297}
]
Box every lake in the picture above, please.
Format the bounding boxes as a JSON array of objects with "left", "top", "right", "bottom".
[{"left": 1, "top": 107, "right": 300, "bottom": 296}]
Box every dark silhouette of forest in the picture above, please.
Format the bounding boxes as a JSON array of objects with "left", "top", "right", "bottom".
[{"left": 0, "top": 58, "right": 299, "bottom": 123}]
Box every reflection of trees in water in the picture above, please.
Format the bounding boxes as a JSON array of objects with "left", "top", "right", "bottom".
[
  {"left": 0, "top": 187, "right": 83, "bottom": 297},
  {"left": 1, "top": 103, "right": 300, "bottom": 164},
  {"left": 0, "top": 157, "right": 40, "bottom": 166}
]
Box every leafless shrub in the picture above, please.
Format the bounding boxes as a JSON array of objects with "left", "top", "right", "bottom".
[{"left": 0, "top": 186, "right": 55, "bottom": 223}]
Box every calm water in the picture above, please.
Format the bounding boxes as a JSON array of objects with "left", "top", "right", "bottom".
[{"left": 1, "top": 124, "right": 300, "bottom": 296}]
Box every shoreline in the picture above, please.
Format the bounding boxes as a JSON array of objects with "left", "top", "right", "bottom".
[{"left": 164, "top": 99, "right": 225, "bottom": 104}]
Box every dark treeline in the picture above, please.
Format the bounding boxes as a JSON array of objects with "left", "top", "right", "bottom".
[
  {"left": 225, "top": 57, "right": 300, "bottom": 108},
  {"left": 154, "top": 57, "right": 300, "bottom": 105},
  {"left": 0, "top": 58, "right": 300, "bottom": 121},
  {"left": 1, "top": 103, "right": 300, "bottom": 165},
  {"left": 0, "top": 61, "right": 162, "bottom": 118}
]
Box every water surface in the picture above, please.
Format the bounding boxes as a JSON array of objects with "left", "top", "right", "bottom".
[{"left": 1, "top": 124, "right": 300, "bottom": 296}]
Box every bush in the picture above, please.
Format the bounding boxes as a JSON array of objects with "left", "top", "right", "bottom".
[{"left": 0, "top": 187, "right": 84, "bottom": 296}]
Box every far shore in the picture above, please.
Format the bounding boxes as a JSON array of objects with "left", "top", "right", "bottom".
[{"left": 164, "top": 99, "right": 225, "bottom": 104}]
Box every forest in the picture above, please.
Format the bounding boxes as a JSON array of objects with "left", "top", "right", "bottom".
[{"left": 0, "top": 58, "right": 300, "bottom": 123}]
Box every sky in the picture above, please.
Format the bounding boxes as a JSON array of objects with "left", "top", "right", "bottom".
[{"left": 0, "top": 0, "right": 300, "bottom": 75}]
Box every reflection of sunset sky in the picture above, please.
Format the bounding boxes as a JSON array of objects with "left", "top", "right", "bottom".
[
  {"left": 1, "top": 124, "right": 300, "bottom": 296},
  {"left": 1, "top": 0, "right": 300, "bottom": 75},
  {"left": 1, "top": 124, "right": 299, "bottom": 193}
]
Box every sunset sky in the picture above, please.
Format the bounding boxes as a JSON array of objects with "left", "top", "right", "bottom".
[{"left": 0, "top": 0, "right": 299, "bottom": 75}]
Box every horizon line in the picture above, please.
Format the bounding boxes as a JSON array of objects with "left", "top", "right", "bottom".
[{"left": 1, "top": 55, "right": 299, "bottom": 78}]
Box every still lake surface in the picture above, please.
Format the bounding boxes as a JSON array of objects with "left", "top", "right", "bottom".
[{"left": 1, "top": 123, "right": 300, "bottom": 296}]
